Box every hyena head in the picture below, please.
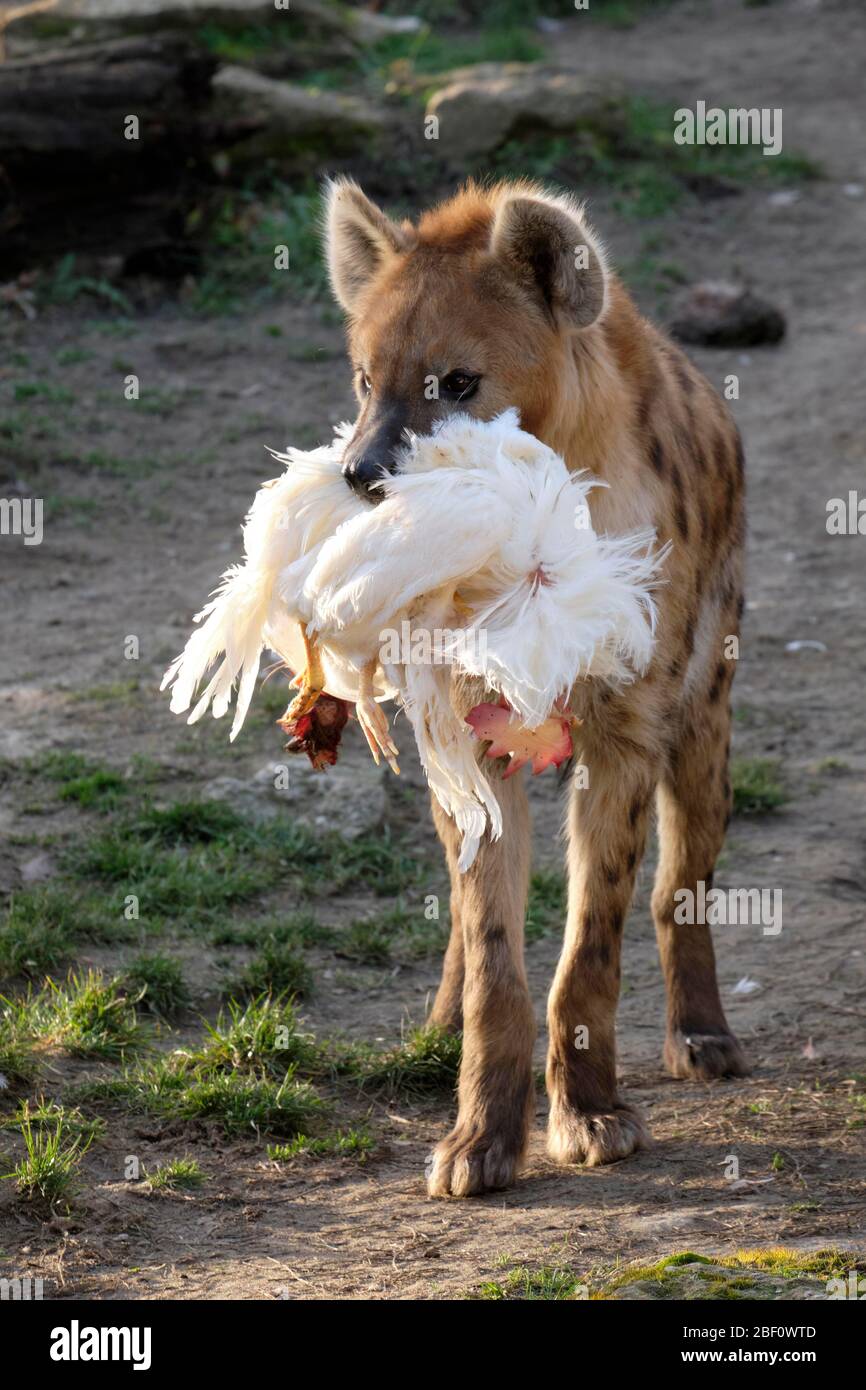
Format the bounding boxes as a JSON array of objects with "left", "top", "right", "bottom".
[{"left": 324, "top": 178, "right": 609, "bottom": 497}]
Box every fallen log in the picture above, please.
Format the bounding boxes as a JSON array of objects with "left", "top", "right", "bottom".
[{"left": 0, "top": 34, "right": 222, "bottom": 273}]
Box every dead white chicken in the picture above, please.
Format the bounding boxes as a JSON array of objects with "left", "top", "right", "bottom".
[{"left": 163, "top": 410, "right": 668, "bottom": 868}]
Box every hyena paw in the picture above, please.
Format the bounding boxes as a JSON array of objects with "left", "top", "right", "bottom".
[
  {"left": 547, "top": 1102, "right": 649, "bottom": 1167},
  {"left": 664, "top": 1029, "right": 750, "bottom": 1081},
  {"left": 426, "top": 1123, "right": 525, "bottom": 1198}
]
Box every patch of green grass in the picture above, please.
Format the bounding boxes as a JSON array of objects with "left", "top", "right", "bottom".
[
  {"left": 0, "top": 999, "right": 39, "bottom": 1088},
  {"left": 0, "top": 892, "right": 77, "bottom": 981},
  {"left": 0, "top": 1098, "right": 105, "bottom": 1145},
  {"left": 477, "top": 1264, "right": 585, "bottom": 1300},
  {"left": 1, "top": 1104, "right": 92, "bottom": 1207},
  {"left": 0, "top": 886, "right": 135, "bottom": 983},
  {"left": 37, "top": 254, "right": 132, "bottom": 313},
  {"left": 85, "top": 317, "right": 138, "bottom": 338},
  {"left": 390, "top": 909, "right": 448, "bottom": 960},
  {"left": 267, "top": 1128, "right": 373, "bottom": 1161},
  {"left": 26, "top": 749, "right": 125, "bottom": 795},
  {"left": 57, "top": 767, "right": 130, "bottom": 810},
  {"left": 163, "top": 1070, "right": 322, "bottom": 1137},
  {"left": 80, "top": 1058, "right": 322, "bottom": 1138},
  {"left": 128, "top": 800, "right": 249, "bottom": 847},
  {"left": 232, "top": 939, "right": 313, "bottom": 999},
  {"left": 380, "top": 0, "right": 573, "bottom": 25},
  {"left": 197, "top": 20, "right": 293, "bottom": 63},
  {"left": 69, "top": 679, "right": 142, "bottom": 705},
  {"left": 144, "top": 1157, "right": 206, "bottom": 1191},
  {"left": 586, "top": 0, "right": 673, "bottom": 28},
  {"left": 349, "top": 1025, "right": 461, "bottom": 1098},
  {"left": 363, "top": 23, "right": 543, "bottom": 78},
  {"left": 123, "top": 954, "right": 191, "bottom": 1019},
  {"left": 621, "top": 235, "right": 689, "bottom": 309},
  {"left": 12, "top": 785, "right": 423, "bottom": 943},
  {"left": 195, "top": 994, "right": 319, "bottom": 1077},
  {"left": 46, "top": 970, "right": 145, "bottom": 1059},
  {"left": 338, "top": 917, "right": 394, "bottom": 965},
  {"left": 731, "top": 757, "right": 787, "bottom": 814},
  {"left": 75, "top": 996, "right": 324, "bottom": 1137},
  {"left": 525, "top": 868, "right": 566, "bottom": 942},
  {"left": 41, "top": 495, "right": 104, "bottom": 523},
  {"left": 209, "top": 911, "right": 332, "bottom": 949},
  {"left": 132, "top": 387, "right": 202, "bottom": 417},
  {"left": 75, "top": 449, "right": 160, "bottom": 478},
  {"left": 57, "top": 347, "right": 93, "bottom": 366},
  {"left": 0, "top": 414, "right": 26, "bottom": 441},
  {"left": 815, "top": 756, "right": 848, "bottom": 776},
  {"left": 192, "top": 186, "right": 328, "bottom": 314},
  {"left": 11, "top": 381, "right": 74, "bottom": 405},
  {"left": 66, "top": 816, "right": 272, "bottom": 925}
]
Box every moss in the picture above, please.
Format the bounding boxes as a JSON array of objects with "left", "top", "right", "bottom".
[{"left": 591, "top": 1247, "right": 857, "bottom": 1300}]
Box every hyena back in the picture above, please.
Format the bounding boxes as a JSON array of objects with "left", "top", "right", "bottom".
[{"left": 325, "top": 177, "right": 748, "bottom": 1198}]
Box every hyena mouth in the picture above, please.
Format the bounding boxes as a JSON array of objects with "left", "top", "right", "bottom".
[{"left": 341, "top": 414, "right": 412, "bottom": 500}]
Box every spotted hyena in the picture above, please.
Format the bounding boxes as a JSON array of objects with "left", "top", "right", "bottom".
[{"left": 325, "top": 177, "right": 748, "bottom": 1197}]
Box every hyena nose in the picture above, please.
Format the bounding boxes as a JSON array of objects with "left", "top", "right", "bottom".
[
  {"left": 342, "top": 420, "right": 406, "bottom": 500},
  {"left": 342, "top": 452, "right": 391, "bottom": 498}
]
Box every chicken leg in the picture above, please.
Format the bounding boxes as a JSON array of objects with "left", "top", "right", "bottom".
[{"left": 284, "top": 621, "right": 326, "bottom": 722}]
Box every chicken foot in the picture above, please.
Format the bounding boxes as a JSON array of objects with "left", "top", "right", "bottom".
[{"left": 355, "top": 657, "right": 399, "bottom": 775}]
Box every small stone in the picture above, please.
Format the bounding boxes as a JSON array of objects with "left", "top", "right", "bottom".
[
  {"left": 767, "top": 189, "right": 800, "bottom": 207},
  {"left": 202, "top": 751, "right": 386, "bottom": 841},
  {"left": 670, "top": 281, "right": 786, "bottom": 348}
]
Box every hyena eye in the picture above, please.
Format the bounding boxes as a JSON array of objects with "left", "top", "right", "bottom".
[
  {"left": 441, "top": 370, "right": 480, "bottom": 401},
  {"left": 359, "top": 370, "right": 372, "bottom": 394}
]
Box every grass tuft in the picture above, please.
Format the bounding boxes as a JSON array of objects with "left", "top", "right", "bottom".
[
  {"left": 1, "top": 1103, "right": 92, "bottom": 1206},
  {"left": 232, "top": 939, "right": 313, "bottom": 999},
  {"left": 267, "top": 1128, "right": 374, "bottom": 1162},
  {"left": 348, "top": 1025, "right": 462, "bottom": 1098},
  {"left": 144, "top": 1157, "right": 206, "bottom": 1192},
  {"left": 123, "top": 954, "right": 191, "bottom": 1019},
  {"left": 731, "top": 757, "right": 787, "bottom": 814}
]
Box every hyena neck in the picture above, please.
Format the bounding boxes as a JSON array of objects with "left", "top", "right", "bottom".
[{"left": 545, "top": 280, "right": 651, "bottom": 480}]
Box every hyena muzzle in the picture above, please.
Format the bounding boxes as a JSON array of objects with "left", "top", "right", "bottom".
[{"left": 325, "top": 176, "right": 749, "bottom": 1197}]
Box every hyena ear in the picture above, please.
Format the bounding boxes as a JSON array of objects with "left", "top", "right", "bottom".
[
  {"left": 324, "top": 178, "right": 409, "bottom": 314},
  {"left": 490, "top": 195, "right": 608, "bottom": 330}
]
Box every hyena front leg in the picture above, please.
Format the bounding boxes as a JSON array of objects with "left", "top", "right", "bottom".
[
  {"left": 652, "top": 698, "right": 749, "bottom": 1080},
  {"left": 427, "top": 769, "right": 536, "bottom": 1197},
  {"left": 546, "top": 726, "right": 656, "bottom": 1165},
  {"left": 428, "top": 794, "right": 466, "bottom": 1034}
]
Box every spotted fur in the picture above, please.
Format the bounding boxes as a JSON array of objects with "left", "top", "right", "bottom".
[{"left": 326, "top": 178, "right": 748, "bottom": 1198}]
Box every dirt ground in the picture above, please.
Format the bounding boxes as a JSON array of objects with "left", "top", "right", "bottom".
[{"left": 1, "top": 0, "right": 864, "bottom": 1299}]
